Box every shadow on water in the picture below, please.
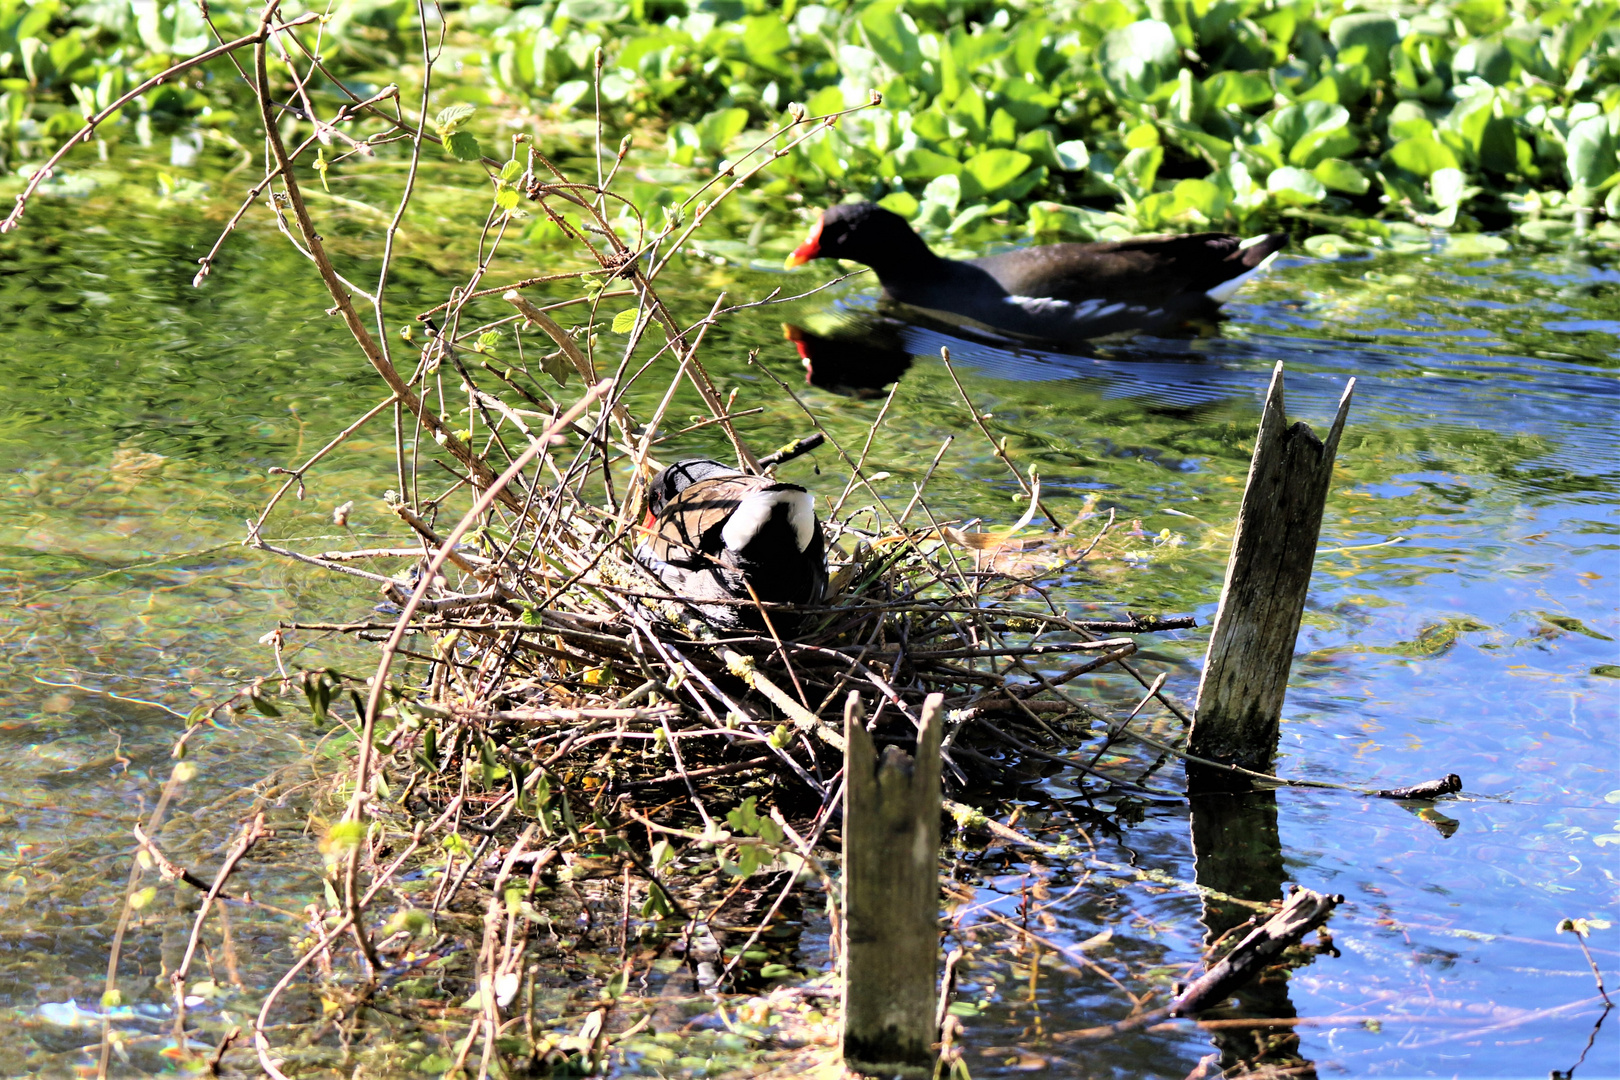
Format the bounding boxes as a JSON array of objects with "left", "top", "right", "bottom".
[{"left": 1187, "top": 791, "right": 1311, "bottom": 1078}]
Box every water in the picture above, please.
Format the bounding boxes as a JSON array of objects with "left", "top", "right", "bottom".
[{"left": 0, "top": 170, "right": 1615, "bottom": 1076}]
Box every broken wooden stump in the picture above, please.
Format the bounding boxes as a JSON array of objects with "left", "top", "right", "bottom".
[
  {"left": 1169, "top": 886, "right": 1343, "bottom": 1016},
  {"left": 1190, "top": 363, "right": 1355, "bottom": 790},
  {"left": 841, "top": 691, "right": 944, "bottom": 1077}
]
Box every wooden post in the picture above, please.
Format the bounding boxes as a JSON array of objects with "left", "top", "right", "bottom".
[
  {"left": 1190, "top": 363, "right": 1354, "bottom": 788},
  {"left": 841, "top": 691, "right": 943, "bottom": 1076}
]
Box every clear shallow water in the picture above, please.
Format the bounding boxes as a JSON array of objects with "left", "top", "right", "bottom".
[{"left": 0, "top": 175, "right": 1616, "bottom": 1076}]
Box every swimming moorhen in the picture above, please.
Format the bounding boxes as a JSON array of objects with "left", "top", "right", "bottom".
[
  {"left": 636, "top": 458, "right": 827, "bottom": 632},
  {"left": 784, "top": 202, "right": 1288, "bottom": 342}
]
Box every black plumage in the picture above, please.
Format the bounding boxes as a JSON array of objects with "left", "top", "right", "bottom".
[
  {"left": 635, "top": 458, "right": 827, "bottom": 632},
  {"left": 786, "top": 202, "right": 1287, "bottom": 342}
]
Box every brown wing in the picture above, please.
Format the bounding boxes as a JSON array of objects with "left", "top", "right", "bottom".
[{"left": 642, "top": 474, "right": 767, "bottom": 568}]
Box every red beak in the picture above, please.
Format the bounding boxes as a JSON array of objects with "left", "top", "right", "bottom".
[{"left": 784, "top": 214, "right": 824, "bottom": 269}]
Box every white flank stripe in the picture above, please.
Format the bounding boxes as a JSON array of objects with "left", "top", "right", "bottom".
[
  {"left": 722, "top": 488, "right": 816, "bottom": 553},
  {"left": 1205, "top": 250, "right": 1280, "bottom": 303}
]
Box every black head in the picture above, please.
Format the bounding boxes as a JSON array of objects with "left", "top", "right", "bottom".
[
  {"left": 645, "top": 458, "right": 736, "bottom": 517},
  {"left": 785, "top": 202, "right": 935, "bottom": 275}
]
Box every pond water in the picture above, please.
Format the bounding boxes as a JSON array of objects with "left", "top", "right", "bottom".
[{"left": 0, "top": 169, "right": 1616, "bottom": 1077}]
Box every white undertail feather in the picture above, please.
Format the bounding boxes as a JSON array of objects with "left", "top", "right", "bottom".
[
  {"left": 1205, "top": 249, "right": 1280, "bottom": 304},
  {"left": 721, "top": 488, "right": 816, "bottom": 553}
]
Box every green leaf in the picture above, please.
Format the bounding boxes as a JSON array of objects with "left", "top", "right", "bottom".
[
  {"left": 1386, "top": 135, "right": 1458, "bottom": 177},
  {"left": 611, "top": 308, "right": 639, "bottom": 333},
  {"left": 898, "top": 146, "right": 964, "bottom": 182},
  {"left": 434, "top": 103, "right": 476, "bottom": 133},
  {"left": 1117, "top": 145, "right": 1163, "bottom": 197},
  {"left": 1429, "top": 167, "right": 1478, "bottom": 209},
  {"left": 1442, "top": 233, "right": 1510, "bottom": 257},
  {"left": 1303, "top": 233, "right": 1366, "bottom": 259},
  {"left": 499, "top": 159, "right": 523, "bottom": 182},
  {"left": 920, "top": 173, "right": 962, "bottom": 215},
  {"left": 962, "top": 149, "right": 1032, "bottom": 198},
  {"left": 495, "top": 187, "right": 520, "bottom": 211},
  {"left": 1054, "top": 139, "right": 1089, "bottom": 172},
  {"left": 1313, "top": 158, "right": 1369, "bottom": 194},
  {"left": 1327, "top": 12, "right": 1399, "bottom": 81},
  {"left": 445, "top": 130, "right": 482, "bottom": 162},
  {"left": 860, "top": 1, "right": 922, "bottom": 75},
  {"left": 740, "top": 16, "right": 793, "bottom": 77},
  {"left": 1266, "top": 165, "right": 1326, "bottom": 206},
  {"left": 560, "top": 0, "right": 628, "bottom": 22},
  {"left": 1566, "top": 115, "right": 1617, "bottom": 192},
  {"left": 695, "top": 107, "right": 748, "bottom": 155},
  {"left": 878, "top": 190, "right": 920, "bottom": 217},
  {"left": 1098, "top": 19, "right": 1179, "bottom": 99},
  {"left": 1204, "top": 70, "right": 1274, "bottom": 111}
]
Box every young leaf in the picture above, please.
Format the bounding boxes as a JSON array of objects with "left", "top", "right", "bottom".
[
  {"left": 445, "top": 130, "right": 482, "bottom": 162},
  {"left": 434, "top": 103, "right": 476, "bottom": 132},
  {"left": 610, "top": 308, "right": 639, "bottom": 333}
]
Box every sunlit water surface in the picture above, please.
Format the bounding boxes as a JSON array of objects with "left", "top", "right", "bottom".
[{"left": 0, "top": 177, "right": 1615, "bottom": 1077}]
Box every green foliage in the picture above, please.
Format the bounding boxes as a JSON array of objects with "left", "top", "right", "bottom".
[
  {"left": 482, "top": 0, "right": 1620, "bottom": 242},
  {"left": 6, "top": 0, "right": 1618, "bottom": 245}
]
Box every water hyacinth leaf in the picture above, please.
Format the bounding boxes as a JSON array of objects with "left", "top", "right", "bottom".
[
  {"left": 553, "top": 79, "right": 591, "bottom": 111},
  {"left": 1302, "top": 233, "right": 1366, "bottom": 258},
  {"left": 1015, "top": 127, "right": 1059, "bottom": 167},
  {"left": 1204, "top": 69, "right": 1273, "bottom": 111},
  {"left": 1327, "top": 12, "right": 1399, "bottom": 80},
  {"left": 1387, "top": 135, "right": 1459, "bottom": 177},
  {"left": 695, "top": 107, "right": 748, "bottom": 155},
  {"left": 560, "top": 0, "right": 627, "bottom": 22},
  {"left": 963, "top": 149, "right": 1032, "bottom": 197},
  {"left": 1566, "top": 115, "right": 1618, "bottom": 192},
  {"left": 1429, "top": 167, "right": 1479, "bottom": 208},
  {"left": 948, "top": 198, "right": 1012, "bottom": 235},
  {"left": 1027, "top": 201, "right": 1100, "bottom": 239},
  {"left": 878, "top": 190, "right": 919, "bottom": 217},
  {"left": 1099, "top": 19, "right": 1178, "bottom": 99},
  {"left": 922, "top": 172, "right": 961, "bottom": 207},
  {"left": 1117, "top": 145, "right": 1163, "bottom": 197},
  {"left": 1054, "top": 139, "right": 1090, "bottom": 171},
  {"left": 1442, "top": 232, "right": 1511, "bottom": 257},
  {"left": 900, "top": 146, "right": 964, "bottom": 182},
  {"left": 741, "top": 16, "right": 793, "bottom": 76},
  {"left": 667, "top": 122, "right": 700, "bottom": 166},
  {"left": 860, "top": 1, "right": 922, "bottom": 75},
  {"left": 1313, "top": 157, "right": 1369, "bottom": 194},
  {"left": 1267, "top": 165, "right": 1326, "bottom": 206},
  {"left": 997, "top": 79, "right": 1056, "bottom": 126},
  {"left": 1452, "top": 36, "right": 1514, "bottom": 84}
]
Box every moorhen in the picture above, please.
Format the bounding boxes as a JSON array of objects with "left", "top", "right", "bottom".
[
  {"left": 784, "top": 202, "right": 1287, "bottom": 342},
  {"left": 636, "top": 458, "right": 827, "bottom": 632}
]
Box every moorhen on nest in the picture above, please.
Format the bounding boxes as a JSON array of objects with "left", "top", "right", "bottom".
[
  {"left": 636, "top": 458, "right": 827, "bottom": 632},
  {"left": 785, "top": 202, "right": 1287, "bottom": 342}
]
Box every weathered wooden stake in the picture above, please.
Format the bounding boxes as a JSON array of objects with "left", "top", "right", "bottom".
[
  {"left": 841, "top": 691, "right": 943, "bottom": 1077},
  {"left": 1190, "top": 363, "right": 1354, "bottom": 788}
]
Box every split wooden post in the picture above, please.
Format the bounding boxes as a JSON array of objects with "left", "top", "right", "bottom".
[
  {"left": 1190, "top": 363, "right": 1354, "bottom": 788},
  {"left": 841, "top": 691, "right": 944, "bottom": 1076}
]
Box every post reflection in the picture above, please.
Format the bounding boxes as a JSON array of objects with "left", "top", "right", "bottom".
[{"left": 1187, "top": 791, "right": 1318, "bottom": 1079}]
